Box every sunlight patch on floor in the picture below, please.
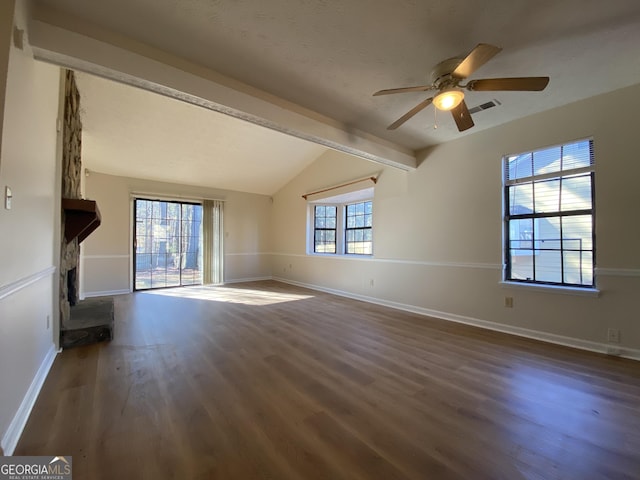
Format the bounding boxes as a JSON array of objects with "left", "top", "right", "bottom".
[{"left": 142, "top": 285, "right": 314, "bottom": 305}]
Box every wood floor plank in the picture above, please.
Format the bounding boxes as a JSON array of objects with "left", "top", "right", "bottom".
[{"left": 15, "top": 280, "right": 640, "bottom": 479}]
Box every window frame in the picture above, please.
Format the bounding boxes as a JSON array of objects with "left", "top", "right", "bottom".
[
  {"left": 312, "top": 204, "right": 338, "bottom": 254},
  {"left": 344, "top": 200, "right": 373, "bottom": 255},
  {"left": 308, "top": 198, "right": 374, "bottom": 256},
  {"left": 502, "top": 138, "right": 596, "bottom": 289},
  {"left": 133, "top": 197, "right": 204, "bottom": 291}
]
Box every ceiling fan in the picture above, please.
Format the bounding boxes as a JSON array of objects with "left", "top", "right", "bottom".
[{"left": 373, "top": 43, "right": 549, "bottom": 132}]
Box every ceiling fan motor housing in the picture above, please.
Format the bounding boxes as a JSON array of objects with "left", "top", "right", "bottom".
[{"left": 430, "top": 57, "right": 463, "bottom": 89}]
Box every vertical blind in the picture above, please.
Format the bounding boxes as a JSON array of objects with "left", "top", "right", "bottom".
[{"left": 203, "top": 200, "right": 224, "bottom": 284}]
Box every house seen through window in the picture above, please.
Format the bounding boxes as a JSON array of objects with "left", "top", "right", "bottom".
[{"left": 503, "top": 138, "right": 595, "bottom": 287}]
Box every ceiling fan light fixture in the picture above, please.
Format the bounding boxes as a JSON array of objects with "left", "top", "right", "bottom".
[{"left": 433, "top": 89, "right": 465, "bottom": 111}]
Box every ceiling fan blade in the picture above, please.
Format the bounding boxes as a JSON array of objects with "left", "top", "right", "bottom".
[
  {"left": 452, "top": 43, "right": 502, "bottom": 79},
  {"left": 467, "top": 77, "right": 550, "bottom": 91},
  {"left": 451, "top": 100, "right": 474, "bottom": 132},
  {"left": 373, "top": 85, "right": 435, "bottom": 96},
  {"left": 388, "top": 97, "right": 434, "bottom": 130}
]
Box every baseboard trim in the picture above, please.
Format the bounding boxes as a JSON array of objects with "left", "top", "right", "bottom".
[
  {"left": 224, "top": 276, "right": 272, "bottom": 284},
  {"left": 273, "top": 276, "right": 640, "bottom": 362},
  {"left": 83, "top": 289, "right": 130, "bottom": 298},
  {"left": 1, "top": 344, "right": 58, "bottom": 455},
  {"left": 0, "top": 266, "right": 56, "bottom": 301}
]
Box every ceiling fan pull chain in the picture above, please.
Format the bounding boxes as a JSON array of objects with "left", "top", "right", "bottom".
[{"left": 433, "top": 106, "right": 438, "bottom": 129}]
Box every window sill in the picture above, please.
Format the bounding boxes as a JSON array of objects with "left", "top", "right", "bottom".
[
  {"left": 307, "top": 252, "right": 374, "bottom": 260},
  {"left": 500, "top": 281, "right": 600, "bottom": 297}
]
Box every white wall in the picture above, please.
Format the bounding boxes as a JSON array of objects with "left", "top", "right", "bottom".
[
  {"left": 0, "top": 0, "right": 15, "bottom": 165},
  {"left": 0, "top": 0, "right": 61, "bottom": 454},
  {"left": 271, "top": 83, "right": 640, "bottom": 358},
  {"left": 82, "top": 172, "right": 272, "bottom": 296}
]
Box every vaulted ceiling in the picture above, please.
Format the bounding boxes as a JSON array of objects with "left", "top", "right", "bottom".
[{"left": 32, "top": 0, "right": 640, "bottom": 194}]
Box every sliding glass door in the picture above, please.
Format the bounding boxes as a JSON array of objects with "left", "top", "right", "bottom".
[{"left": 134, "top": 199, "right": 203, "bottom": 290}]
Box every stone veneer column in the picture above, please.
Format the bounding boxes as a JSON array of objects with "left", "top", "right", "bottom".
[{"left": 59, "top": 70, "right": 82, "bottom": 328}]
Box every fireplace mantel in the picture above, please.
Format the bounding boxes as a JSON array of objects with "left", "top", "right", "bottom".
[{"left": 62, "top": 198, "right": 101, "bottom": 244}]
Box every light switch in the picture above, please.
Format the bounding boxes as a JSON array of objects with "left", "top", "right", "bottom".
[{"left": 5, "top": 186, "right": 12, "bottom": 209}]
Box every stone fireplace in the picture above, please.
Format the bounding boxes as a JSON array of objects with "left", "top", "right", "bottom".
[
  {"left": 59, "top": 70, "right": 112, "bottom": 348},
  {"left": 59, "top": 69, "right": 83, "bottom": 330}
]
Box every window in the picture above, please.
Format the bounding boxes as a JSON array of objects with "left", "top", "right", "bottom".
[
  {"left": 310, "top": 200, "right": 373, "bottom": 255},
  {"left": 503, "top": 139, "right": 595, "bottom": 287},
  {"left": 314, "top": 205, "right": 337, "bottom": 253},
  {"left": 345, "top": 201, "right": 373, "bottom": 254}
]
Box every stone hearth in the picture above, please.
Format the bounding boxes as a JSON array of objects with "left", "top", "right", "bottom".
[{"left": 61, "top": 297, "right": 114, "bottom": 349}]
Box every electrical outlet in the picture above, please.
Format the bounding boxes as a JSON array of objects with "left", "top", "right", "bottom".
[
  {"left": 504, "top": 297, "right": 514, "bottom": 308},
  {"left": 607, "top": 328, "right": 620, "bottom": 343}
]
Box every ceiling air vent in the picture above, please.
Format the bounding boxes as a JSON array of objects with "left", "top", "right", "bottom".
[{"left": 468, "top": 99, "right": 501, "bottom": 115}]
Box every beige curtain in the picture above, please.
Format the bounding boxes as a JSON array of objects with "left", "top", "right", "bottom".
[{"left": 203, "top": 200, "right": 224, "bottom": 284}]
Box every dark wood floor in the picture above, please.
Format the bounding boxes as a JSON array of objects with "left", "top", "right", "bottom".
[{"left": 17, "top": 281, "right": 640, "bottom": 479}]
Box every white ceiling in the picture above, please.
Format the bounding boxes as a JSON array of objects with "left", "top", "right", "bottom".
[
  {"left": 75, "top": 72, "right": 326, "bottom": 195},
  {"left": 35, "top": 0, "right": 640, "bottom": 194}
]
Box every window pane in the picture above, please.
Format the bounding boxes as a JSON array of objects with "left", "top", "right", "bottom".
[
  {"left": 563, "top": 250, "right": 593, "bottom": 285},
  {"left": 509, "top": 218, "right": 533, "bottom": 252},
  {"left": 345, "top": 201, "right": 373, "bottom": 255},
  {"left": 365, "top": 202, "right": 372, "bottom": 214},
  {"left": 152, "top": 201, "right": 162, "bottom": 219},
  {"left": 562, "top": 215, "right": 592, "bottom": 250},
  {"left": 508, "top": 184, "right": 533, "bottom": 215},
  {"left": 562, "top": 140, "right": 592, "bottom": 170},
  {"left": 561, "top": 174, "right": 592, "bottom": 211},
  {"left": 579, "top": 251, "right": 594, "bottom": 286},
  {"left": 166, "top": 203, "right": 179, "bottom": 220},
  {"left": 365, "top": 214, "right": 372, "bottom": 227},
  {"left": 537, "top": 216, "right": 560, "bottom": 248},
  {"left": 534, "top": 178, "right": 560, "bottom": 213},
  {"left": 510, "top": 251, "right": 534, "bottom": 281},
  {"left": 314, "top": 205, "right": 337, "bottom": 253},
  {"left": 507, "top": 153, "right": 532, "bottom": 181},
  {"left": 533, "top": 146, "right": 561, "bottom": 176},
  {"left": 136, "top": 200, "right": 149, "bottom": 217},
  {"left": 535, "top": 250, "right": 562, "bottom": 283}
]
